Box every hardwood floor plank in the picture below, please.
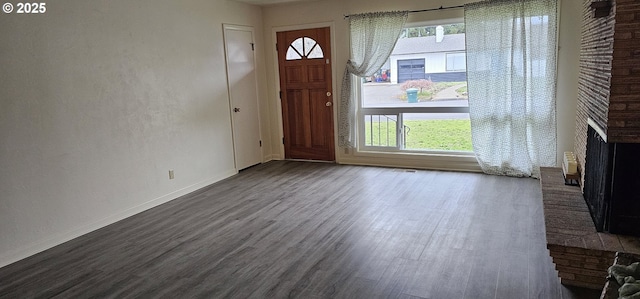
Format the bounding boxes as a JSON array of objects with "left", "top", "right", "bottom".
[
  {"left": 529, "top": 234, "right": 562, "bottom": 299},
  {"left": 495, "top": 252, "right": 530, "bottom": 299},
  {"left": 463, "top": 249, "right": 502, "bottom": 299},
  {"left": 0, "top": 161, "right": 600, "bottom": 298}
]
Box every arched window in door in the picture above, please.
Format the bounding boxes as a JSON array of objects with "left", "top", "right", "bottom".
[{"left": 286, "top": 37, "right": 324, "bottom": 60}]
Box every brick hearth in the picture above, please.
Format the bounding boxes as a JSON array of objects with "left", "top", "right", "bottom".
[{"left": 540, "top": 167, "right": 640, "bottom": 289}]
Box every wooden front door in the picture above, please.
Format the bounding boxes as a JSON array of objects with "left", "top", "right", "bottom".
[{"left": 277, "top": 27, "right": 335, "bottom": 161}]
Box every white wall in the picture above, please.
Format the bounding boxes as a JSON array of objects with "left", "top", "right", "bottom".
[
  {"left": 555, "top": 0, "right": 582, "bottom": 165},
  {"left": 0, "top": 0, "right": 268, "bottom": 267},
  {"left": 263, "top": 0, "right": 581, "bottom": 170},
  {"left": 426, "top": 53, "right": 447, "bottom": 73}
]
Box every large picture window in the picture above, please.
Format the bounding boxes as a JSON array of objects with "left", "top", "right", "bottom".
[{"left": 359, "top": 22, "right": 471, "bottom": 153}]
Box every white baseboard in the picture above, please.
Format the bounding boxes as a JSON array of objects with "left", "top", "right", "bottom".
[
  {"left": 263, "top": 154, "right": 282, "bottom": 162},
  {"left": 0, "top": 169, "right": 237, "bottom": 268}
]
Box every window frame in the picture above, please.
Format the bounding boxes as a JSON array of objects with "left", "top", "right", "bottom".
[
  {"left": 445, "top": 52, "right": 467, "bottom": 72},
  {"left": 285, "top": 36, "right": 325, "bottom": 60},
  {"left": 356, "top": 19, "right": 473, "bottom": 156},
  {"left": 358, "top": 106, "right": 472, "bottom": 155}
]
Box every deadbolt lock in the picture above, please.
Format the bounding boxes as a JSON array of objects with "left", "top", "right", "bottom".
[{"left": 326, "top": 92, "right": 332, "bottom": 97}]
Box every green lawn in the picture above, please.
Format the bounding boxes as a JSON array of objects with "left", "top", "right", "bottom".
[
  {"left": 364, "top": 116, "right": 397, "bottom": 147},
  {"left": 397, "top": 81, "right": 467, "bottom": 101},
  {"left": 404, "top": 119, "right": 472, "bottom": 151},
  {"left": 364, "top": 119, "right": 473, "bottom": 151},
  {"left": 436, "top": 81, "right": 466, "bottom": 89}
]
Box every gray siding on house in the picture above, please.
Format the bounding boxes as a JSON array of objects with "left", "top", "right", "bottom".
[{"left": 424, "top": 72, "right": 467, "bottom": 83}]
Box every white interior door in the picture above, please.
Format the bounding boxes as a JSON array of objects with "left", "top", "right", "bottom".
[{"left": 223, "top": 24, "right": 262, "bottom": 170}]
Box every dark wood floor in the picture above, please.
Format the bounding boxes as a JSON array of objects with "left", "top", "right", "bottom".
[{"left": 0, "top": 161, "right": 600, "bottom": 298}]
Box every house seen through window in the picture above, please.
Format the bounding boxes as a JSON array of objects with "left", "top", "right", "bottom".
[{"left": 360, "top": 23, "right": 471, "bottom": 153}]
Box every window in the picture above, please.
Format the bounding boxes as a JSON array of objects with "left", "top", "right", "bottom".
[
  {"left": 359, "top": 23, "right": 471, "bottom": 153},
  {"left": 446, "top": 52, "right": 466, "bottom": 72},
  {"left": 286, "top": 37, "right": 324, "bottom": 60}
]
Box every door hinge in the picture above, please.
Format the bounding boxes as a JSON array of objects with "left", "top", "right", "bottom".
[
  {"left": 276, "top": 43, "right": 278, "bottom": 51},
  {"left": 250, "top": 43, "right": 254, "bottom": 51},
  {"left": 279, "top": 91, "right": 282, "bottom": 99},
  {"left": 282, "top": 137, "right": 285, "bottom": 144},
  {"left": 259, "top": 140, "right": 262, "bottom": 147}
]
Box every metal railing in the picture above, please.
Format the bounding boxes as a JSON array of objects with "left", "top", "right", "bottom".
[
  {"left": 364, "top": 114, "right": 411, "bottom": 148},
  {"left": 360, "top": 106, "right": 471, "bottom": 151},
  {"left": 364, "top": 114, "right": 397, "bottom": 147}
]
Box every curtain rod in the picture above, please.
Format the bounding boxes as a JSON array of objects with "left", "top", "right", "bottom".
[{"left": 343, "top": 5, "right": 465, "bottom": 19}]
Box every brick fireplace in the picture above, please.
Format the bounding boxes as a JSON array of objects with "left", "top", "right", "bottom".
[
  {"left": 575, "top": 0, "right": 640, "bottom": 178},
  {"left": 576, "top": 0, "right": 640, "bottom": 234},
  {"left": 540, "top": 168, "right": 640, "bottom": 289},
  {"left": 539, "top": 0, "right": 640, "bottom": 290}
]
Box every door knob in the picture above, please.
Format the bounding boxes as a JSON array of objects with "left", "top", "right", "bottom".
[
  {"left": 326, "top": 102, "right": 332, "bottom": 107},
  {"left": 233, "top": 107, "right": 240, "bottom": 113}
]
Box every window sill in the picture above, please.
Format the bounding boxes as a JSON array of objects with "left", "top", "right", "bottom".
[{"left": 338, "top": 149, "right": 481, "bottom": 173}]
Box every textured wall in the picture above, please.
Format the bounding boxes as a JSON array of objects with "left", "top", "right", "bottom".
[
  {"left": 575, "top": 0, "right": 616, "bottom": 177},
  {"left": 608, "top": 0, "right": 640, "bottom": 143},
  {"left": 0, "top": 0, "right": 266, "bottom": 267}
]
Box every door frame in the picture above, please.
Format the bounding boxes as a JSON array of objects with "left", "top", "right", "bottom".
[
  {"left": 223, "top": 23, "right": 263, "bottom": 170},
  {"left": 271, "top": 22, "right": 337, "bottom": 161}
]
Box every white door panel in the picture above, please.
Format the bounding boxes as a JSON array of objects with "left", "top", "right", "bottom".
[{"left": 223, "top": 25, "right": 262, "bottom": 170}]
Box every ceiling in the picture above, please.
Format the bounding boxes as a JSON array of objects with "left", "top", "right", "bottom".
[{"left": 230, "top": 0, "right": 320, "bottom": 6}]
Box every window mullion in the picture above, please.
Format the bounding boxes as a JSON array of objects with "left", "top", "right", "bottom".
[{"left": 397, "top": 113, "right": 403, "bottom": 150}]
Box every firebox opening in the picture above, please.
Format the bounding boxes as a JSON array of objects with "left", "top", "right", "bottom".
[{"left": 583, "top": 121, "right": 640, "bottom": 237}]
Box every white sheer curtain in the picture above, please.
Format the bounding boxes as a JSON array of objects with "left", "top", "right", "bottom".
[
  {"left": 338, "top": 11, "right": 408, "bottom": 148},
  {"left": 464, "top": 0, "right": 558, "bottom": 178}
]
